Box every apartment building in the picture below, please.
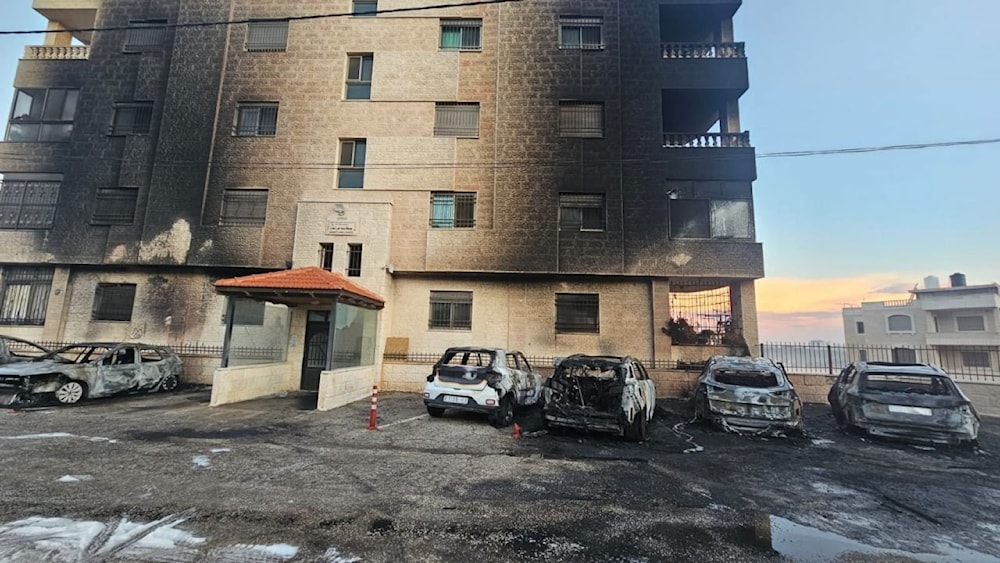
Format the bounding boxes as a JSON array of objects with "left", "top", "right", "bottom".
[
  {"left": 843, "top": 274, "right": 1000, "bottom": 377},
  {"left": 0, "top": 0, "right": 763, "bottom": 395}
]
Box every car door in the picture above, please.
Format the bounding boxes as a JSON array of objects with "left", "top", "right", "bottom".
[
  {"left": 831, "top": 366, "right": 856, "bottom": 412},
  {"left": 505, "top": 352, "right": 526, "bottom": 404},
  {"left": 516, "top": 352, "right": 540, "bottom": 404},
  {"left": 95, "top": 346, "right": 143, "bottom": 396},
  {"left": 632, "top": 360, "right": 655, "bottom": 419}
]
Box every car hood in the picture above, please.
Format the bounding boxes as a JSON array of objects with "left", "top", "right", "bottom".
[{"left": 0, "top": 359, "right": 73, "bottom": 376}]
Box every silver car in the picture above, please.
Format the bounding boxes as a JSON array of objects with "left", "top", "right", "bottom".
[{"left": 0, "top": 343, "right": 183, "bottom": 406}]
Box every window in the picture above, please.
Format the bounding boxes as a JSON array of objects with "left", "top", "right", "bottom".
[
  {"left": 246, "top": 20, "right": 289, "bottom": 52},
  {"left": 559, "top": 193, "right": 605, "bottom": 231},
  {"left": 559, "top": 16, "right": 603, "bottom": 50},
  {"left": 962, "top": 351, "right": 991, "bottom": 368},
  {"left": 347, "top": 244, "right": 363, "bottom": 277},
  {"left": 669, "top": 199, "right": 752, "bottom": 239},
  {"left": 440, "top": 19, "right": 482, "bottom": 50},
  {"left": 92, "top": 188, "right": 139, "bottom": 225},
  {"left": 555, "top": 293, "right": 599, "bottom": 333},
  {"left": 92, "top": 283, "right": 137, "bottom": 322},
  {"left": 434, "top": 102, "right": 480, "bottom": 137},
  {"left": 338, "top": 139, "right": 366, "bottom": 188},
  {"left": 110, "top": 102, "right": 153, "bottom": 135},
  {"left": 346, "top": 54, "right": 374, "bottom": 100},
  {"left": 891, "top": 347, "right": 917, "bottom": 363},
  {"left": 123, "top": 19, "right": 167, "bottom": 52},
  {"left": 430, "top": 192, "right": 476, "bottom": 228},
  {"left": 856, "top": 321, "right": 865, "bottom": 334},
  {"left": 234, "top": 102, "right": 278, "bottom": 136},
  {"left": 0, "top": 176, "right": 61, "bottom": 230},
  {"left": 232, "top": 298, "right": 265, "bottom": 326},
  {"left": 429, "top": 291, "right": 472, "bottom": 330},
  {"left": 858, "top": 349, "right": 868, "bottom": 362},
  {"left": 220, "top": 189, "right": 267, "bottom": 226},
  {"left": 6, "top": 88, "right": 79, "bottom": 142},
  {"left": 353, "top": 0, "right": 378, "bottom": 16},
  {"left": 320, "top": 243, "right": 334, "bottom": 271},
  {"left": 957, "top": 315, "right": 986, "bottom": 332},
  {"left": 559, "top": 101, "right": 603, "bottom": 138},
  {"left": 0, "top": 267, "right": 53, "bottom": 326},
  {"left": 887, "top": 314, "right": 913, "bottom": 333}
]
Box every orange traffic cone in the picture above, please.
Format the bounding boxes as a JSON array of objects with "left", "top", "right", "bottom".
[{"left": 512, "top": 423, "right": 522, "bottom": 439}]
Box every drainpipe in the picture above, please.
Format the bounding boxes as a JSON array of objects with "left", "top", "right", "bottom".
[
  {"left": 324, "top": 292, "right": 342, "bottom": 371},
  {"left": 220, "top": 295, "right": 236, "bottom": 368}
]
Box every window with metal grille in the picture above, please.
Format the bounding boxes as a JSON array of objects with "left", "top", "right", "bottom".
[
  {"left": 0, "top": 267, "right": 53, "bottom": 326},
  {"left": 338, "top": 139, "right": 366, "bottom": 188},
  {"left": 347, "top": 244, "right": 363, "bottom": 277},
  {"left": 559, "top": 16, "right": 603, "bottom": 49},
  {"left": 559, "top": 193, "right": 605, "bottom": 231},
  {"left": 92, "top": 283, "right": 136, "bottom": 322},
  {"left": 109, "top": 102, "right": 153, "bottom": 135},
  {"left": 234, "top": 102, "right": 278, "bottom": 136},
  {"left": 556, "top": 293, "right": 599, "bottom": 333},
  {"left": 957, "top": 315, "right": 986, "bottom": 332},
  {"left": 559, "top": 101, "right": 603, "bottom": 138},
  {"left": 962, "top": 351, "right": 991, "bottom": 368},
  {"left": 92, "top": 188, "right": 138, "bottom": 225},
  {"left": 246, "top": 20, "right": 289, "bottom": 52},
  {"left": 434, "top": 102, "right": 479, "bottom": 137},
  {"left": 346, "top": 54, "right": 374, "bottom": 100},
  {"left": 220, "top": 189, "right": 267, "bottom": 226},
  {"left": 430, "top": 192, "right": 476, "bottom": 229},
  {"left": 6, "top": 88, "right": 79, "bottom": 142},
  {"left": 440, "top": 19, "right": 482, "bottom": 50},
  {"left": 320, "top": 243, "right": 334, "bottom": 270},
  {"left": 353, "top": 0, "right": 378, "bottom": 16},
  {"left": 123, "top": 19, "right": 167, "bottom": 52},
  {"left": 0, "top": 177, "right": 60, "bottom": 230},
  {"left": 669, "top": 199, "right": 752, "bottom": 239},
  {"left": 429, "top": 291, "right": 472, "bottom": 330}
]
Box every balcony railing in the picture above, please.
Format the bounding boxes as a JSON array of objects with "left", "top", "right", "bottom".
[
  {"left": 662, "top": 42, "right": 746, "bottom": 59},
  {"left": 663, "top": 132, "right": 751, "bottom": 148},
  {"left": 23, "top": 45, "right": 90, "bottom": 60}
]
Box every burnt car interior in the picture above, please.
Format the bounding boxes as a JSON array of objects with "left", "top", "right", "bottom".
[
  {"left": 549, "top": 359, "right": 625, "bottom": 413},
  {"left": 862, "top": 373, "right": 953, "bottom": 396},
  {"left": 713, "top": 369, "right": 779, "bottom": 388},
  {"left": 432, "top": 350, "right": 498, "bottom": 384},
  {"left": 49, "top": 346, "right": 112, "bottom": 364}
]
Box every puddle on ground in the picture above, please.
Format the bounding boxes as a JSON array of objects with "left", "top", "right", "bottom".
[{"left": 764, "top": 515, "right": 996, "bottom": 562}]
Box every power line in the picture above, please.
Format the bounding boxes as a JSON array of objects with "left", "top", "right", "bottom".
[
  {"left": 0, "top": 0, "right": 523, "bottom": 36},
  {"left": 757, "top": 138, "right": 1000, "bottom": 158}
]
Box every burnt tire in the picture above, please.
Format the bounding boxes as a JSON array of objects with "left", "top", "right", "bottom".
[
  {"left": 159, "top": 374, "right": 179, "bottom": 392},
  {"left": 426, "top": 406, "right": 446, "bottom": 418},
  {"left": 54, "top": 380, "right": 87, "bottom": 405},
  {"left": 490, "top": 395, "right": 515, "bottom": 428},
  {"left": 625, "top": 409, "right": 649, "bottom": 442}
]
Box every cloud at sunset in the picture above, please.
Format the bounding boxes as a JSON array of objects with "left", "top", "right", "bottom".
[{"left": 755, "top": 274, "right": 919, "bottom": 342}]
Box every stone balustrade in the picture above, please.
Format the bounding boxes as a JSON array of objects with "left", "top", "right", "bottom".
[
  {"left": 662, "top": 132, "right": 752, "bottom": 148},
  {"left": 662, "top": 42, "right": 746, "bottom": 59},
  {"left": 23, "top": 45, "right": 90, "bottom": 61}
]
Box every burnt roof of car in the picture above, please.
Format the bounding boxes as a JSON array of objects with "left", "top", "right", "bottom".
[
  {"left": 559, "top": 354, "right": 629, "bottom": 365},
  {"left": 708, "top": 355, "right": 780, "bottom": 371},
  {"left": 858, "top": 362, "right": 949, "bottom": 377},
  {"left": 443, "top": 346, "right": 505, "bottom": 353}
]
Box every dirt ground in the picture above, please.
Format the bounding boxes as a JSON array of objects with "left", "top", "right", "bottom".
[{"left": 1, "top": 389, "right": 998, "bottom": 562}]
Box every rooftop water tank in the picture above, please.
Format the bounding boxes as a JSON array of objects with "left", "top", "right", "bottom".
[
  {"left": 923, "top": 276, "right": 940, "bottom": 289},
  {"left": 950, "top": 273, "right": 967, "bottom": 288}
]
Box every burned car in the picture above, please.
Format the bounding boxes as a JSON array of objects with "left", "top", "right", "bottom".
[
  {"left": 543, "top": 355, "right": 655, "bottom": 441},
  {"left": 693, "top": 356, "right": 803, "bottom": 434},
  {"left": 0, "top": 343, "right": 183, "bottom": 406},
  {"left": 0, "top": 335, "right": 50, "bottom": 364},
  {"left": 828, "top": 361, "right": 979, "bottom": 446},
  {"left": 423, "top": 347, "right": 542, "bottom": 427}
]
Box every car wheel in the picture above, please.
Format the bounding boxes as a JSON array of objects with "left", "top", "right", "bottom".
[
  {"left": 490, "top": 395, "right": 515, "bottom": 428},
  {"left": 426, "top": 406, "right": 446, "bottom": 418},
  {"left": 159, "top": 374, "right": 179, "bottom": 392},
  {"left": 54, "top": 380, "right": 87, "bottom": 405},
  {"left": 625, "top": 409, "right": 648, "bottom": 442}
]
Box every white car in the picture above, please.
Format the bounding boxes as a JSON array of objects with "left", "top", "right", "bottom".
[{"left": 423, "top": 347, "right": 543, "bottom": 427}]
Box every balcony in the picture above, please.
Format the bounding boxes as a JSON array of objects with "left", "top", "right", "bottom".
[
  {"left": 658, "top": 132, "right": 755, "bottom": 181},
  {"left": 662, "top": 42, "right": 745, "bottom": 59},
  {"left": 23, "top": 45, "right": 89, "bottom": 60},
  {"left": 32, "top": 0, "right": 98, "bottom": 44},
  {"left": 663, "top": 132, "right": 750, "bottom": 148},
  {"left": 926, "top": 332, "right": 1000, "bottom": 347}
]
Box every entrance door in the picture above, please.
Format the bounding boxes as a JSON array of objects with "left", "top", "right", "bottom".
[{"left": 301, "top": 314, "right": 331, "bottom": 391}]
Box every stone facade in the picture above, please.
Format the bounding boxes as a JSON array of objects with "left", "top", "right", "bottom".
[{"left": 0, "top": 0, "right": 763, "bottom": 382}]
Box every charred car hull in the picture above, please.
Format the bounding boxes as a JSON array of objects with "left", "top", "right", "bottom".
[
  {"left": 843, "top": 396, "right": 979, "bottom": 445},
  {"left": 696, "top": 388, "right": 803, "bottom": 433}
]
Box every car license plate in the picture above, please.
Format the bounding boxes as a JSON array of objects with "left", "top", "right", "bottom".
[
  {"left": 888, "top": 405, "right": 932, "bottom": 416},
  {"left": 442, "top": 395, "right": 468, "bottom": 405}
]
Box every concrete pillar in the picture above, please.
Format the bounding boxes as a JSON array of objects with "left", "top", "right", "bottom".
[
  {"left": 42, "top": 267, "right": 72, "bottom": 342},
  {"left": 720, "top": 18, "right": 735, "bottom": 43},
  {"left": 726, "top": 100, "right": 741, "bottom": 132},
  {"left": 44, "top": 21, "right": 73, "bottom": 47},
  {"left": 730, "top": 280, "right": 760, "bottom": 354},
  {"left": 651, "top": 279, "right": 672, "bottom": 367}
]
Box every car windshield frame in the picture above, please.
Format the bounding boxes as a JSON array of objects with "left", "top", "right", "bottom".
[
  {"left": 438, "top": 349, "right": 497, "bottom": 368},
  {"left": 859, "top": 371, "right": 956, "bottom": 396},
  {"left": 43, "top": 345, "right": 113, "bottom": 364}
]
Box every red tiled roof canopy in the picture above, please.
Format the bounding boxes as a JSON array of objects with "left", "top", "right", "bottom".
[{"left": 214, "top": 267, "right": 385, "bottom": 306}]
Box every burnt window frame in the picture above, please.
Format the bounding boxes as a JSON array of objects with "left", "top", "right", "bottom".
[
  {"left": 338, "top": 139, "right": 367, "bottom": 189},
  {"left": 5, "top": 88, "right": 80, "bottom": 143},
  {"left": 558, "top": 101, "right": 604, "bottom": 138},
  {"left": 559, "top": 193, "right": 606, "bottom": 232},
  {"left": 91, "top": 187, "right": 139, "bottom": 226},
  {"left": 92, "top": 283, "right": 137, "bottom": 322},
  {"left": 245, "top": 19, "right": 289, "bottom": 52},
  {"left": 233, "top": 102, "right": 279, "bottom": 137},
  {"left": 0, "top": 176, "right": 61, "bottom": 230},
  {"left": 559, "top": 16, "right": 604, "bottom": 50},
  {"left": 220, "top": 188, "right": 268, "bottom": 226},
  {"left": 434, "top": 102, "right": 480, "bottom": 138},
  {"left": 345, "top": 54, "right": 374, "bottom": 100},
  {"left": 429, "top": 290, "right": 473, "bottom": 330},
  {"left": 0, "top": 267, "right": 53, "bottom": 326},
  {"left": 109, "top": 102, "right": 153, "bottom": 136},
  {"left": 346, "top": 243, "right": 363, "bottom": 277},
  {"left": 123, "top": 19, "right": 168, "bottom": 53},
  {"left": 669, "top": 197, "right": 753, "bottom": 240},
  {"left": 430, "top": 192, "right": 476, "bottom": 229},
  {"left": 440, "top": 19, "right": 482, "bottom": 51},
  {"left": 555, "top": 293, "right": 600, "bottom": 334}
]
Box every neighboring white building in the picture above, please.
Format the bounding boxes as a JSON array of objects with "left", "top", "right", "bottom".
[{"left": 842, "top": 274, "right": 1000, "bottom": 377}]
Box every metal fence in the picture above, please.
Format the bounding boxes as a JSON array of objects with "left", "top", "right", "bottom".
[{"left": 6, "top": 340, "right": 284, "bottom": 361}]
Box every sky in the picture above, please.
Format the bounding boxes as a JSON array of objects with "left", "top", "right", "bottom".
[{"left": 0, "top": 1, "right": 998, "bottom": 343}]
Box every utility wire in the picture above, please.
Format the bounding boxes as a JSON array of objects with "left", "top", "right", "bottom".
[{"left": 0, "top": 0, "right": 523, "bottom": 36}]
